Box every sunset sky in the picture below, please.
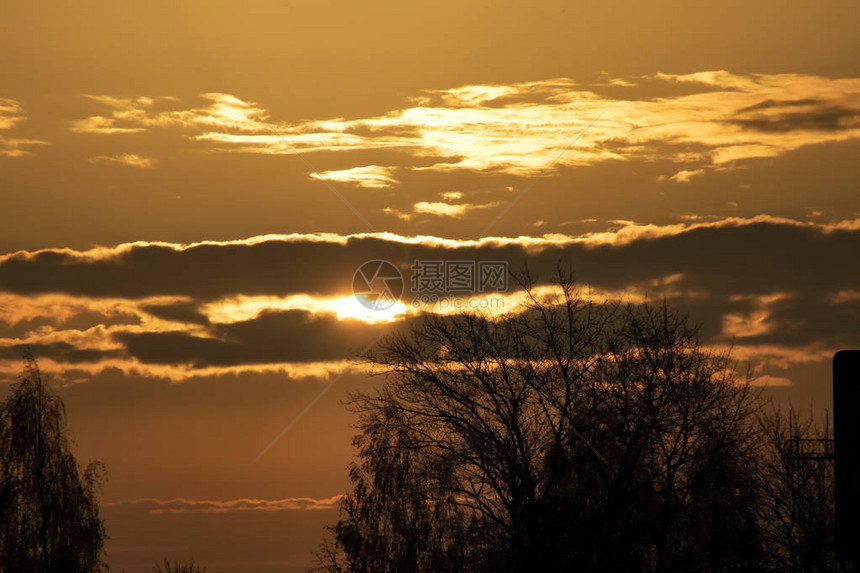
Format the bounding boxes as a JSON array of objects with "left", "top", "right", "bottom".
[{"left": 1, "top": 1, "right": 859, "bottom": 571}]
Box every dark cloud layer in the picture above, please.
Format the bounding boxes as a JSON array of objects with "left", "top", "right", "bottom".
[
  {"left": 141, "top": 301, "right": 211, "bottom": 325},
  {"left": 1, "top": 219, "right": 859, "bottom": 374},
  {"left": 114, "top": 310, "right": 389, "bottom": 367},
  {"left": 0, "top": 342, "right": 122, "bottom": 364},
  {"left": 731, "top": 106, "right": 860, "bottom": 133},
  {"left": 0, "top": 220, "right": 857, "bottom": 300}
]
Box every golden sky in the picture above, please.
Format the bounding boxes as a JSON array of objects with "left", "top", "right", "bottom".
[{"left": 1, "top": 1, "right": 859, "bottom": 571}]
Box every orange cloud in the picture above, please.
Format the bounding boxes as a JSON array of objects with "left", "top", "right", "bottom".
[
  {"left": 70, "top": 93, "right": 266, "bottom": 135},
  {"left": 310, "top": 165, "right": 398, "bottom": 188},
  {"left": 412, "top": 200, "right": 501, "bottom": 218},
  {"left": 69, "top": 72, "right": 860, "bottom": 184},
  {"left": 722, "top": 310, "right": 774, "bottom": 338},
  {"left": 0, "top": 99, "right": 27, "bottom": 130},
  {"left": 0, "top": 98, "right": 48, "bottom": 158},
  {"left": 0, "top": 354, "right": 355, "bottom": 385},
  {"left": 88, "top": 153, "right": 156, "bottom": 168},
  {"left": 105, "top": 495, "right": 343, "bottom": 514},
  {"left": 750, "top": 374, "right": 794, "bottom": 387},
  {"left": 710, "top": 343, "right": 836, "bottom": 370}
]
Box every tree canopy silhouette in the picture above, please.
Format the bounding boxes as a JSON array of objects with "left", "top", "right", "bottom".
[
  {"left": 0, "top": 350, "right": 106, "bottom": 573},
  {"left": 319, "top": 276, "right": 768, "bottom": 573}
]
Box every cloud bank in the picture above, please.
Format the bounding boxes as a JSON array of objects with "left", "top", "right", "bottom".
[{"left": 0, "top": 216, "right": 858, "bottom": 384}]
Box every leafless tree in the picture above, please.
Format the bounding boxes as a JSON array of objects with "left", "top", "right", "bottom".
[
  {"left": 755, "top": 408, "right": 844, "bottom": 572},
  {"left": 319, "top": 275, "right": 764, "bottom": 572}
]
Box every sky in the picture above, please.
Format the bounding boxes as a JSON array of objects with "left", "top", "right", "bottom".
[{"left": 1, "top": 1, "right": 859, "bottom": 571}]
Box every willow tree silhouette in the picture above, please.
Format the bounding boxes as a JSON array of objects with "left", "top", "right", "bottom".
[
  {"left": 0, "top": 350, "right": 106, "bottom": 573},
  {"left": 318, "top": 275, "right": 765, "bottom": 573}
]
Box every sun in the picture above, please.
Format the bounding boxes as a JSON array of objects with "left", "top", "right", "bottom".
[{"left": 335, "top": 295, "right": 407, "bottom": 324}]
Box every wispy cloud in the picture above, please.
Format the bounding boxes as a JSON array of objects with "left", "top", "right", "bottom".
[
  {"left": 105, "top": 495, "right": 343, "bottom": 514},
  {"left": 0, "top": 136, "right": 48, "bottom": 158},
  {"left": 70, "top": 93, "right": 266, "bottom": 135},
  {"left": 0, "top": 99, "right": 27, "bottom": 130},
  {"left": 70, "top": 96, "right": 154, "bottom": 134},
  {"left": 310, "top": 165, "right": 397, "bottom": 188},
  {"left": 412, "top": 200, "right": 500, "bottom": 218},
  {"left": 70, "top": 72, "right": 860, "bottom": 182},
  {"left": 664, "top": 169, "right": 706, "bottom": 183},
  {"left": 0, "top": 98, "right": 47, "bottom": 158},
  {"left": 89, "top": 153, "right": 156, "bottom": 168},
  {"left": 749, "top": 374, "right": 794, "bottom": 387}
]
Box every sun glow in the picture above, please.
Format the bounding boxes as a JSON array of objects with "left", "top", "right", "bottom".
[{"left": 335, "top": 295, "right": 407, "bottom": 323}]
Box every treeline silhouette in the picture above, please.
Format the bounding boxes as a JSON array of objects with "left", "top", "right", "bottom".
[
  {"left": 0, "top": 276, "right": 843, "bottom": 572},
  {"left": 317, "top": 275, "right": 843, "bottom": 573}
]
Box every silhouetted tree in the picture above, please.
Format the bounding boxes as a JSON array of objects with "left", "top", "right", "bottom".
[
  {"left": 319, "top": 275, "right": 764, "bottom": 572},
  {"left": 0, "top": 350, "right": 106, "bottom": 573}
]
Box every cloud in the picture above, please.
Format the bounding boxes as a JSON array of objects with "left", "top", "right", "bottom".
[
  {"left": 0, "top": 137, "right": 46, "bottom": 158},
  {"left": 731, "top": 104, "right": 859, "bottom": 133},
  {"left": 386, "top": 198, "right": 501, "bottom": 219},
  {"left": 70, "top": 116, "right": 145, "bottom": 135},
  {"left": 832, "top": 290, "right": 860, "bottom": 304},
  {"left": 721, "top": 309, "right": 774, "bottom": 338},
  {"left": 0, "top": 342, "right": 122, "bottom": 364},
  {"left": 0, "top": 99, "right": 26, "bottom": 130},
  {"left": 105, "top": 495, "right": 343, "bottom": 514},
  {"left": 113, "top": 309, "right": 389, "bottom": 367},
  {"left": 141, "top": 300, "right": 210, "bottom": 325},
  {"left": 70, "top": 93, "right": 267, "bottom": 135},
  {"left": 69, "top": 72, "right": 860, "bottom": 182},
  {"left": 0, "top": 98, "right": 48, "bottom": 158},
  {"left": 1, "top": 216, "right": 860, "bottom": 301},
  {"left": 750, "top": 374, "right": 794, "bottom": 387},
  {"left": 310, "top": 165, "right": 398, "bottom": 188},
  {"left": 88, "top": 153, "right": 156, "bottom": 168},
  {"left": 666, "top": 169, "right": 706, "bottom": 183},
  {"left": 412, "top": 200, "right": 500, "bottom": 218},
  {"left": 0, "top": 353, "right": 353, "bottom": 385},
  {"left": 69, "top": 96, "right": 153, "bottom": 134},
  {"left": 2, "top": 216, "right": 860, "bottom": 381},
  {"left": 0, "top": 292, "right": 366, "bottom": 380}
]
